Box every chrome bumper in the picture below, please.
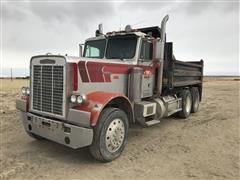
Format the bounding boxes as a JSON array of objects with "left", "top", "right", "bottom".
[
  {"left": 16, "top": 97, "right": 93, "bottom": 149},
  {"left": 20, "top": 112, "right": 93, "bottom": 149}
]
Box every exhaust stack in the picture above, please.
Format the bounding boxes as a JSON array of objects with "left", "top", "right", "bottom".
[{"left": 156, "top": 15, "right": 169, "bottom": 96}]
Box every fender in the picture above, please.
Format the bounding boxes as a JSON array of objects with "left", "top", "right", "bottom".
[
  {"left": 73, "top": 91, "right": 133, "bottom": 126},
  {"left": 16, "top": 95, "right": 29, "bottom": 112}
]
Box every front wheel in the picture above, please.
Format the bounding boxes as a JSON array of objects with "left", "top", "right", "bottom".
[{"left": 90, "top": 108, "right": 129, "bottom": 162}]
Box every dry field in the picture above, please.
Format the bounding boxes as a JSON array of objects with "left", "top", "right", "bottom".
[{"left": 0, "top": 77, "right": 239, "bottom": 180}]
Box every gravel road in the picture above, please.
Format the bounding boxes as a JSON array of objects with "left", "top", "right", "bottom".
[{"left": 0, "top": 77, "right": 239, "bottom": 179}]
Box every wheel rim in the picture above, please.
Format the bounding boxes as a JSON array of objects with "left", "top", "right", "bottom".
[
  {"left": 186, "top": 95, "right": 191, "bottom": 114},
  {"left": 105, "top": 118, "right": 125, "bottom": 153}
]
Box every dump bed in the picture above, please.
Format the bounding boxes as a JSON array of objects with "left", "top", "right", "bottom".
[
  {"left": 163, "top": 42, "right": 204, "bottom": 98},
  {"left": 167, "top": 60, "right": 203, "bottom": 87}
]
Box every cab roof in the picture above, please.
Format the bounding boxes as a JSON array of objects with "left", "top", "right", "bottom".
[{"left": 85, "top": 26, "right": 162, "bottom": 42}]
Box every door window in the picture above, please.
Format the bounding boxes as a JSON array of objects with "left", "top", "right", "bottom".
[
  {"left": 140, "top": 40, "right": 153, "bottom": 60},
  {"left": 84, "top": 39, "right": 106, "bottom": 58}
]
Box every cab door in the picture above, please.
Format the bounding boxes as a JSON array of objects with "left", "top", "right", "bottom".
[{"left": 138, "top": 38, "right": 155, "bottom": 98}]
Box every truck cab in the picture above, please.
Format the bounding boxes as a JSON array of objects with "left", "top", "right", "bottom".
[
  {"left": 16, "top": 15, "right": 203, "bottom": 162},
  {"left": 77, "top": 30, "right": 155, "bottom": 96}
]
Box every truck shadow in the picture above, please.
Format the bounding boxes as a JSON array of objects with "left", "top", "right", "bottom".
[
  {"left": 27, "top": 116, "right": 179, "bottom": 164},
  {"left": 28, "top": 140, "right": 94, "bottom": 164}
]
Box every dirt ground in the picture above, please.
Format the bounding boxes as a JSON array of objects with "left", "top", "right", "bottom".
[{"left": 0, "top": 77, "right": 239, "bottom": 180}]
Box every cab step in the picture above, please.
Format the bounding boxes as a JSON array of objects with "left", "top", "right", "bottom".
[
  {"left": 145, "top": 119, "right": 160, "bottom": 127},
  {"left": 136, "top": 117, "right": 160, "bottom": 127}
]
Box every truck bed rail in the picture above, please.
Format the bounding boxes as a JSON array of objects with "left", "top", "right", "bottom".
[{"left": 172, "top": 60, "right": 203, "bottom": 87}]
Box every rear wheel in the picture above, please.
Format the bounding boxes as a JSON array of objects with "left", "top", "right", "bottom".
[
  {"left": 177, "top": 89, "right": 192, "bottom": 118},
  {"left": 90, "top": 108, "right": 129, "bottom": 162},
  {"left": 191, "top": 87, "right": 200, "bottom": 113}
]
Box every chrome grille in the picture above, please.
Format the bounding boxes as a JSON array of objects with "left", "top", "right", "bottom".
[{"left": 32, "top": 65, "right": 64, "bottom": 116}]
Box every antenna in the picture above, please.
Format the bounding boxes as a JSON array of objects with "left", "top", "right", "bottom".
[
  {"left": 11, "top": 68, "right": 12, "bottom": 81},
  {"left": 131, "top": 19, "right": 146, "bottom": 27},
  {"left": 119, "top": 16, "right": 122, "bottom": 31}
]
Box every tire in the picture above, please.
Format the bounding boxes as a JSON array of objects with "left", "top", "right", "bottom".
[
  {"left": 90, "top": 108, "right": 129, "bottom": 162},
  {"left": 26, "top": 131, "right": 44, "bottom": 140},
  {"left": 190, "top": 87, "right": 200, "bottom": 113},
  {"left": 177, "top": 89, "right": 192, "bottom": 118}
]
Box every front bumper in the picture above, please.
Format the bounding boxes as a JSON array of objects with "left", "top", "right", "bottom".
[
  {"left": 16, "top": 98, "right": 93, "bottom": 149},
  {"left": 21, "top": 112, "right": 93, "bottom": 149}
]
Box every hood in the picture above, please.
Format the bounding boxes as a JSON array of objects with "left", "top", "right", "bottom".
[{"left": 65, "top": 56, "right": 133, "bottom": 65}]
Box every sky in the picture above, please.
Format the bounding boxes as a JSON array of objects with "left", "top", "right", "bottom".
[{"left": 1, "top": 0, "right": 239, "bottom": 77}]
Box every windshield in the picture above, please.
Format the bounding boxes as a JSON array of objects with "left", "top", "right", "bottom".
[
  {"left": 106, "top": 35, "right": 137, "bottom": 59},
  {"left": 83, "top": 39, "right": 106, "bottom": 58},
  {"left": 83, "top": 34, "right": 137, "bottom": 60}
]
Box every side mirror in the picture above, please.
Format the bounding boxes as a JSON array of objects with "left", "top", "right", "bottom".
[{"left": 79, "top": 44, "right": 84, "bottom": 57}]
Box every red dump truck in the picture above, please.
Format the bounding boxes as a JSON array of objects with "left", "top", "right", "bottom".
[{"left": 16, "top": 15, "right": 203, "bottom": 162}]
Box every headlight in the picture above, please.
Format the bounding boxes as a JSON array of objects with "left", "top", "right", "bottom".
[
  {"left": 77, "top": 95, "right": 83, "bottom": 104},
  {"left": 26, "top": 88, "right": 30, "bottom": 95},
  {"left": 70, "top": 95, "right": 77, "bottom": 103},
  {"left": 22, "top": 87, "right": 30, "bottom": 96},
  {"left": 70, "top": 94, "right": 87, "bottom": 104},
  {"left": 21, "top": 87, "right": 26, "bottom": 95},
  {"left": 21, "top": 87, "right": 30, "bottom": 95}
]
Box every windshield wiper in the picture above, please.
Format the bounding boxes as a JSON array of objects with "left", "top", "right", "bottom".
[
  {"left": 108, "top": 56, "right": 121, "bottom": 59},
  {"left": 107, "top": 56, "right": 127, "bottom": 61}
]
